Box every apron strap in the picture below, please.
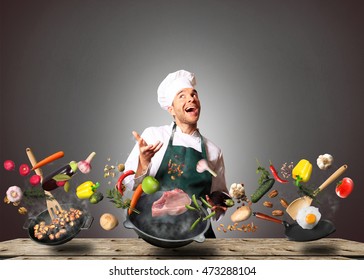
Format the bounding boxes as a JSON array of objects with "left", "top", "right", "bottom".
[{"left": 170, "top": 122, "right": 208, "bottom": 160}]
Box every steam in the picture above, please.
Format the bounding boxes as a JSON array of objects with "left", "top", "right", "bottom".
[
  {"left": 25, "top": 183, "right": 89, "bottom": 221},
  {"left": 129, "top": 193, "right": 208, "bottom": 240},
  {"left": 135, "top": 212, "right": 206, "bottom": 240},
  {"left": 316, "top": 191, "right": 340, "bottom": 221}
]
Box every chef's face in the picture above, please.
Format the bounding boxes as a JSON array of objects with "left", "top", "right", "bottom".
[{"left": 168, "top": 88, "right": 201, "bottom": 126}]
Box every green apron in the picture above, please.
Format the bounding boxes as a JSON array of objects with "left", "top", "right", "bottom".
[{"left": 155, "top": 123, "right": 215, "bottom": 238}]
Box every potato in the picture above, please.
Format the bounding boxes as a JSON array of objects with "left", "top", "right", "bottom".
[
  {"left": 230, "top": 205, "right": 252, "bottom": 223},
  {"left": 100, "top": 213, "right": 119, "bottom": 230}
]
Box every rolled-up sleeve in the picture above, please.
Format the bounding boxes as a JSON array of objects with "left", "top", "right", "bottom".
[
  {"left": 123, "top": 127, "right": 166, "bottom": 190},
  {"left": 210, "top": 152, "right": 228, "bottom": 194}
]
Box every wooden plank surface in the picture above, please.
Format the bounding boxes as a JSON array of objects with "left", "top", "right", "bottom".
[
  {"left": 0, "top": 238, "right": 363, "bottom": 260},
  {"left": 9, "top": 256, "right": 349, "bottom": 260}
]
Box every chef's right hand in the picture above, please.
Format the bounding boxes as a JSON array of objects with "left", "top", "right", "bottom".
[{"left": 132, "top": 131, "right": 163, "bottom": 175}]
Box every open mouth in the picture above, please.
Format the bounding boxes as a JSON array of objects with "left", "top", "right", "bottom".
[{"left": 185, "top": 107, "right": 198, "bottom": 113}]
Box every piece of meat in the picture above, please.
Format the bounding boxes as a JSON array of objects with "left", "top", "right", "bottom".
[{"left": 151, "top": 189, "right": 191, "bottom": 217}]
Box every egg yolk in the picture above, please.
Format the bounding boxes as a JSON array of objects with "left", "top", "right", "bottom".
[{"left": 305, "top": 213, "right": 316, "bottom": 224}]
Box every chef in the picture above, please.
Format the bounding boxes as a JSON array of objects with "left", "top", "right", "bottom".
[{"left": 124, "top": 70, "right": 228, "bottom": 237}]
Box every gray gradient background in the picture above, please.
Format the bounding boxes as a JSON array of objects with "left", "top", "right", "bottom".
[{"left": 1, "top": 0, "right": 364, "bottom": 243}]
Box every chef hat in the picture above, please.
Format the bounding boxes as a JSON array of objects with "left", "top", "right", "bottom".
[{"left": 157, "top": 70, "right": 196, "bottom": 110}]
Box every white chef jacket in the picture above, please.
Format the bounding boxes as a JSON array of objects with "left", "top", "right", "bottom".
[{"left": 124, "top": 122, "right": 227, "bottom": 194}]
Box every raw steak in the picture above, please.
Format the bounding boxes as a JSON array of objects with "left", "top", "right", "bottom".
[{"left": 151, "top": 189, "right": 191, "bottom": 217}]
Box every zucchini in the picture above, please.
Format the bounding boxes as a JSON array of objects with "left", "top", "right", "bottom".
[{"left": 250, "top": 178, "right": 275, "bottom": 203}]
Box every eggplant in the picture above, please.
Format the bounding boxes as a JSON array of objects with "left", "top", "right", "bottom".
[
  {"left": 208, "top": 191, "right": 235, "bottom": 208},
  {"left": 42, "top": 161, "right": 78, "bottom": 191},
  {"left": 205, "top": 191, "right": 234, "bottom": 221}
]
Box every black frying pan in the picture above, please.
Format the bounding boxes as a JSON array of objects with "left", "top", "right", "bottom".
[
  {"left": 24, "top": 203, "right": 93, "bottom": 246},
  {"left": 253, "top": 212, "right": 335, "bottom": 242},
  {"left": 123, "top": 191, "right": 211, "bottom": 248}
]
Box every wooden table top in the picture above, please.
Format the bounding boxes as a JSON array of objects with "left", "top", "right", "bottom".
[{"left": 1, "top": 238, "right": 363, "bottom": 260}]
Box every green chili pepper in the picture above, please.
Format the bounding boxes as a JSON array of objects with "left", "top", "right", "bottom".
[
  {"left": 189, "top": 217, "right": 201, "bottom": 231},
  {"left": 191, "top": 194, "right": 201, "bottom": 210},
  {"left": 200, "top": 197, "right": 212, "bottom": 208},
  {"left": 185, "top": 204, "right": 198, "bottom": 211},
  {"left": 202, "top": 211, "right": 216, "bottom": 221}
]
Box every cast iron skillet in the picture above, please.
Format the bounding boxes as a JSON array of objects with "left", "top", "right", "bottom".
[
  {"left": 24, "top": 203, "right": 93, "bottom": 246},
  {"left": 253, "top": 212, "right": 336, "bottom": 242},
  {"left": 124, "top": 191, "right": 211, "bottom": 248}
]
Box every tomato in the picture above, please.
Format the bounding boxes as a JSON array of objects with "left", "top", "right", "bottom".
[{"left": 335, "top": 177, "right": 354, "bottom": 198}]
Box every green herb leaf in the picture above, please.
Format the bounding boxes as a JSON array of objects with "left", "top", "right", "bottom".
[
  {"left": 106, "top": 188, "right": 132, "bottom": 210},
  {"left": 64, "top": 181, "right": 70, "bottom": 192},
  {"left": 53, "top": 174, "right": 71, "bottom": 182},
  {"left": 23, "top": 188, "right": 46, "bottom": 198}
]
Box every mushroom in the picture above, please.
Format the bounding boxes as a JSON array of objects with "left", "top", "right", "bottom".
[
  {"left": 196, "top": 159, "right": 217, "bottom": 177},
  {"left": 77, "top": 152, "right": 96, "bottom": 174}
]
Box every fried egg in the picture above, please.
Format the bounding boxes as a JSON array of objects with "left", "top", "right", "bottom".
[{"left": 296, "top": 206, "right": 321, "bottom": 229}]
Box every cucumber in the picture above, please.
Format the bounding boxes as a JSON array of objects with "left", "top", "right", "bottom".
[{"left": 250, "top": 178, "right": 275, "bottom": 203}]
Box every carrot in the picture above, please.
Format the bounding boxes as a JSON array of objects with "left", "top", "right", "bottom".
[
  {"left": 128, "top": 184, "right": 143, "bottom": 215},
  {"left": 31, "top": 151, "right": 65, "bottom": 170}
]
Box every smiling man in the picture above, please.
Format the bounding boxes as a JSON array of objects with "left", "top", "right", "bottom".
[{"left": 124, "top": 70, "right": 227, "bottom": 237}]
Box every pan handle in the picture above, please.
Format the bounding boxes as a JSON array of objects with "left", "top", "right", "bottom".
[
  {"left": 23, "top": 218, "right": 36, "bottom": 230},
  {"left": 81, "top": 215, "right": 94, "bottom": 230},
  {"left": 253, "top": 212, "right": 283, "bottom": 225},
  {"left": 193, "top": 233, "right": 205, "bottom": 243},
  {"left": 123, "top": 219, "right": 135, "bottom": 229}
]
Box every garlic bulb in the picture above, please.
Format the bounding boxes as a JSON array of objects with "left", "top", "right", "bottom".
[
  {"left": 316, "top": 154, "right": 334, "bottom": 170},
  {"left": 229, "top": 183, "right": 246, "bottom": 199}
]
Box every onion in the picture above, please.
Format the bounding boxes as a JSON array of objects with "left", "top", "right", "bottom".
[{"left": 6, "top": 186, "right": 23, "bottom": 203}]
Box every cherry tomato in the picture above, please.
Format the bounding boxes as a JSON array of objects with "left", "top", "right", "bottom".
[{"left": 335, "top": 177, "right": 354, "bottom": 198}]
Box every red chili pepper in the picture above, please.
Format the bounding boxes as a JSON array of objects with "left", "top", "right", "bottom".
[
  {"left": 269, "top": 161, "right": 288, "bottom": 184},
  {"left": 115, "top": 170, "right": 135, "bottom": 195}
]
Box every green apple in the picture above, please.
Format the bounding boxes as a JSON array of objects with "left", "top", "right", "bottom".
[{"left": 142, "top": 176, "right": 160, "bottom": 194}]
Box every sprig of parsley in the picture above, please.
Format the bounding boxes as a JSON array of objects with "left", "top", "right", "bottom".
[
  {"left": 256, "top": 166, "right": 270, "bottom": 184},
  {"left": 106, "top": 188, "right": 131, "bottom": 209}
]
